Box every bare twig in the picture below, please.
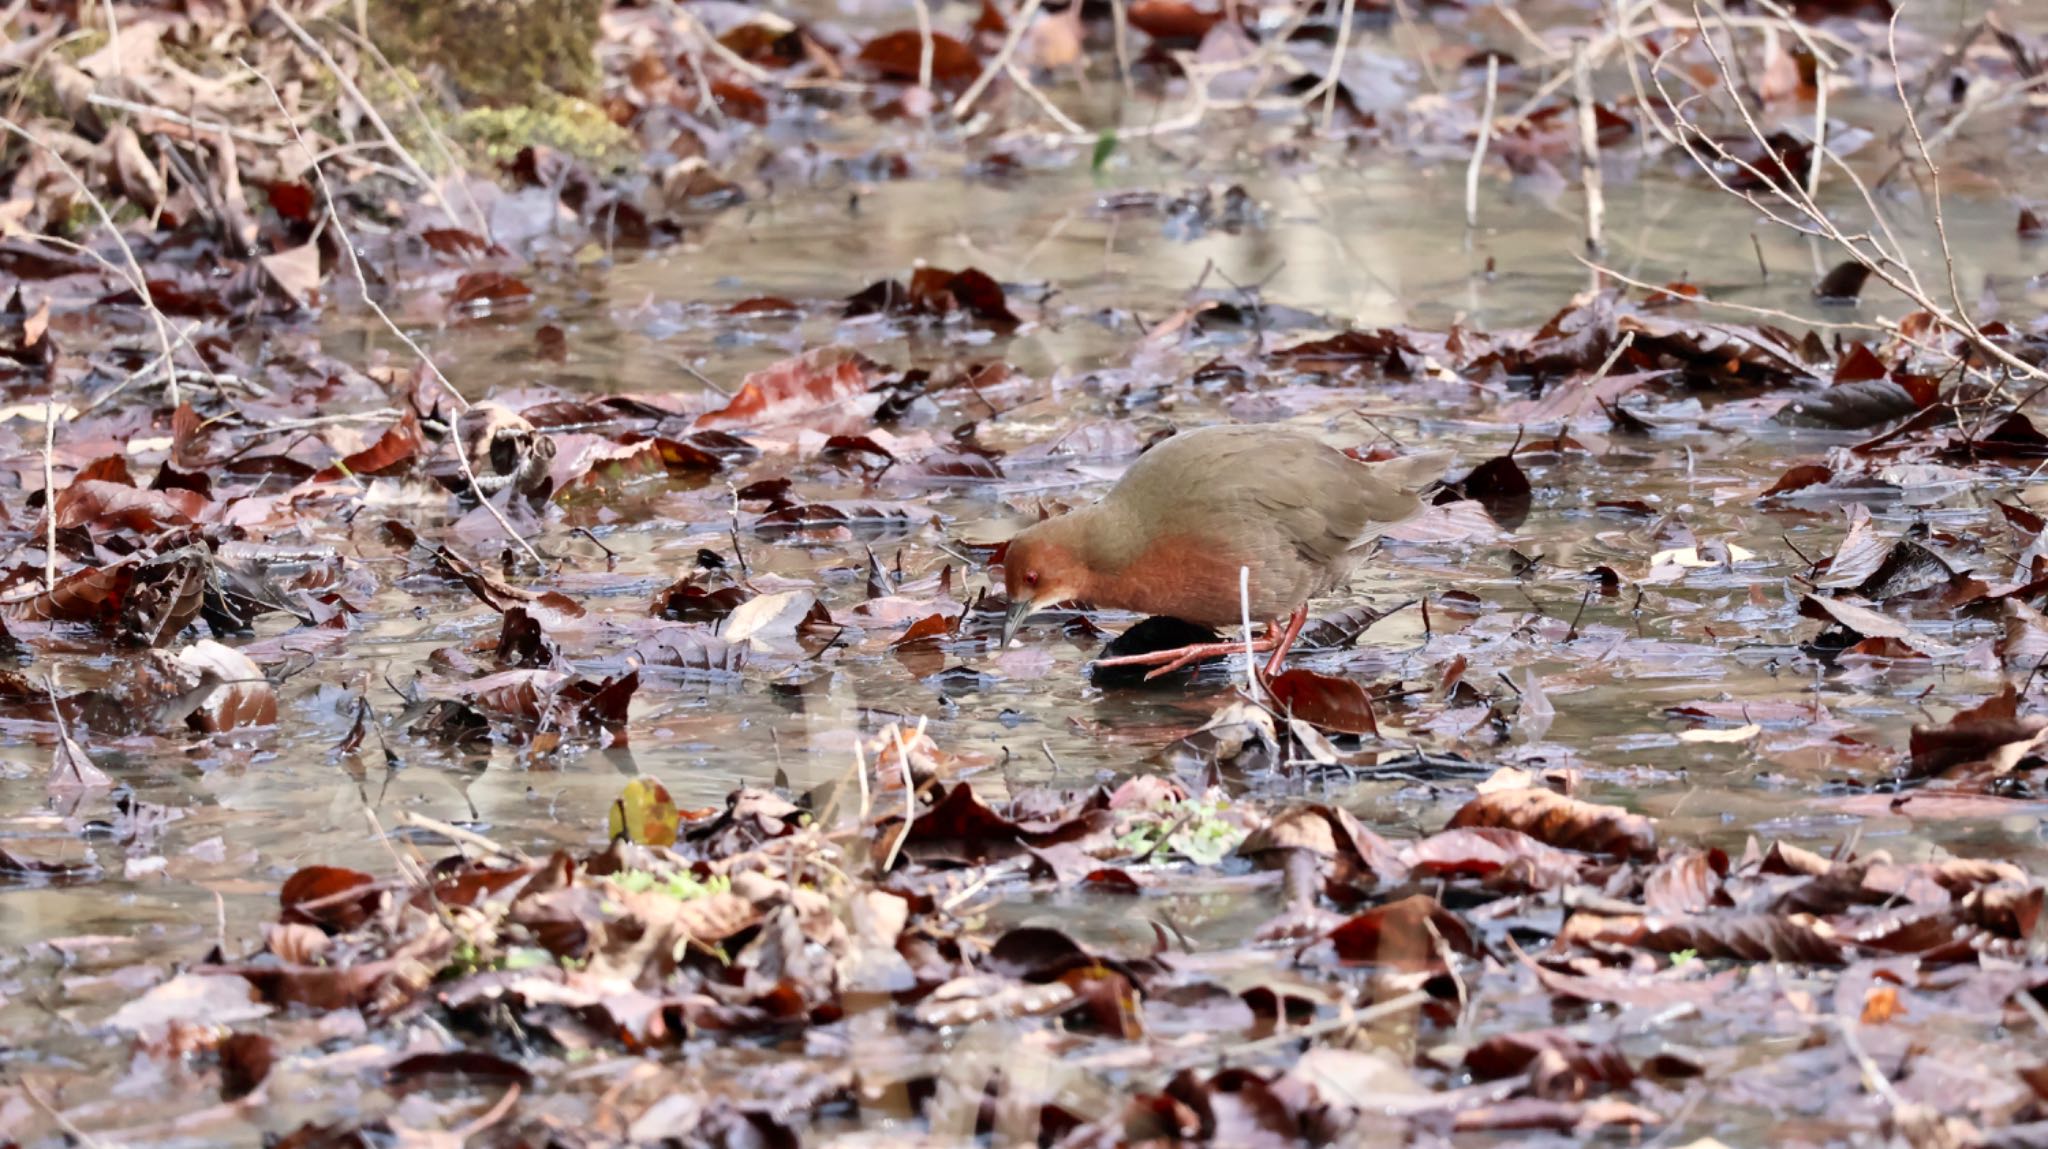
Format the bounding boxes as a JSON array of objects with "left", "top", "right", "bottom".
[
  {"left": 1580, "top": 255, "right": 1887, "bottom": 334},
  {"left": 0, "top": 118, "right": 183, "bottom": 407},
  {"left": 266, "top": 8, "right": 444, "bottom": 204},
  {"left": 85, "top": 94, "right": 285, "bottom": 145},
  {"left": 912, "top": 0, "right": 936, "bottom": 95},
  {"left": 319, "top": 19, "right": 493, "bottom": 240},
  {"left": 98, "top": 0, "right": 121, "bottom": 74},
  {"left": 1572, "top": 38, "right": 1605, "bottom": 255},
  {"left": 879, "top": 720, "right": 921, "bottom": 873},
  {"left": 242, "top": 60, "right": 550, "bottom": 571},
  {"left": 1888, "top": 12, "right": 1974, "bottom": 352},
  {"left": 1316, "top": 0, "right": 1359, "bottom": 133},
  {"left": 397, "top": 810, "right": 529, "bottom": 862},
  {"left": 1614, "top": 0, "right": 1679, "bottom": 146},
  {"left": 21, "top": 1078, "right": 103, "bottom": 1149},
  {"left": 1006, "top": 61, "right": 1086, "bottom": 134},
  {"left": 1466, "top": 56, "right": 1498, "bottom": 230},
  {"left": 1108, "top": 0, "right": 1135, "bottom": 94},
  {"left": 42, "top": 389, "right": 55, "bottom": 594},
  {"left": 1636, "top": 9, "right": 2048, "bottom": 388},
  {"left": 955, "top": 0, "right": 1046, "bottom": 119},
  {"left": 1806, "top": 61, "right": 1828, "bottom": 199},
  {"left": 658, "top": 0, "right": 775, "bottom": 85},
  {"left": 1239, "top": 565, "right": 1259, "bottom": 702}
]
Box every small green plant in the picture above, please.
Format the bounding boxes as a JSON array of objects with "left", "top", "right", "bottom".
[
  {"left": 1116, "top": 792, "right": 1247, "bottom": 866},
  {"left": 1669, "top": 949, "right": 1699, "bottom": 967},
  {"left": 607, "top": 868, "right": 730, "bottom": 901}
]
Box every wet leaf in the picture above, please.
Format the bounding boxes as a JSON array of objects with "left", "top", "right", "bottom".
[
  {"left": 280, "top": 866, "right": 380, "bottom": 932},
  {"left": 218, "top": 1032, "right": 275, "bottom": 1100},
  {"left": 314, "top": 412, "right": 423, "bottom": 481},
  {"left": 1318, "top": 894, "right": 1479, "bottom": 969},
  {"left": 1265, "top": 668, "right": 1378, "bottom": 735},
  {"left": 1128, "top": 0, "right": 1226, "bottom": 43},
  {"left": 608, "top": 777, "right": 680, "bottom": 846},
  {"left": 694, "top": 347, "right": 879, "bottom": 430},
  {"left": 1446, "top": 787, "right": 1657, "bottom": 860},
  {"left": 175, "top": 640, "right": 279, "bottom": 731},
  {"left": 857, "top": 30, "right": 981, "bottom": 89},
  {"left": 1639, "top": 913, "right": 1846, "bottom": 964},
  {"left": 1403, "top": 827, "right": 1585, "bottom": 891}
]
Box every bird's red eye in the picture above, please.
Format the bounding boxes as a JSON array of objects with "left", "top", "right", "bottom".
[{"left": 1025, "top": 571, "right": 1040, "bottom": 587}]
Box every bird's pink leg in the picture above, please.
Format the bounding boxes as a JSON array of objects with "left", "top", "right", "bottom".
[{"left": 1262, "top": 604, "right": 1311, "bottom": 679}]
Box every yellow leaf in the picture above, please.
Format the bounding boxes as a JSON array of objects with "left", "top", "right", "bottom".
[{"left": 608, "top": 777, "right": 679, "bottom": 846}]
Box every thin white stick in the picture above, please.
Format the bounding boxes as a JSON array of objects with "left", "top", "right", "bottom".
[
  {"left": 1321, "top": 0, "right": 1358, "bottom": 134},
  {"left": 659, "top": 0, "right": 775, "bottom": 84},
  {"left": 75, "top": 320, "right": 202, "bottom": 416},
  {"left": 84, "top": 95, "right": 285, "bottom": 145},
  {"left": 99, "top": 0, "right": 120, "bottom": 75},
  {"left": 854, "top": 736, "right": 871, "bottom": 823},
  {"left": 880, "top": 722, "right": 918, "bottom": 872},
  {"left": 912, "top": 0, "right": 935, "bottom": 95},
  {"left": 1108, "top": 0, "right": 1135, "bottom": 94},
  {"left": 955, "top": 0, "right": 1045, "bottom": 119},
  {"left": 243, "top": 61, "right": 551, "bottom": 571},
  {"left": 1888, "top": 13, "right": 1972, "bottom": 344},
  {"left": 1614, "top": 0, "right": 1679, "bottom": 145},
  {"left": 319, "top": 20, "right": 493, "bottom": 240},
  {"left": 1006, "top": 61, "right": 1086, "bottom": 134},
  {"left": 1465, "top": 55, "right": 1498, "bottom": 230},
  {"left": 1807, "top": 62, "right": 1827, "bottom": 200},
  {"left": 0, "top": 119, "right": 181, "bottom": 408},
  {"left": 1239, "top": 566, "right": 1258, "bottom": 700},
  {"left": 43, "top": 390, "right": 56, "bottom": 594},
  {"left": 1572, "top": 38, "right": 1605, "bottom": 255},
  {"left": 266, "top": 8, "right": 446, "bottom": 208}
]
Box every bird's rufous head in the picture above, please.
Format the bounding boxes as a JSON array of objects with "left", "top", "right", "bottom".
[{"left": 999, "top": 519, "right": 1092, "bottom": 647}]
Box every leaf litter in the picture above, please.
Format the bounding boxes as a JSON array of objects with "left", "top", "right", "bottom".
[{"left": 6, "top": 0, "right": 2048, "bottom": 1146}]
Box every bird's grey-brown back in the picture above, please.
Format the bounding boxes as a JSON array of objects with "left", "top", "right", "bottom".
[{"left": 1109, "top": 426, "right": 1447, "bottom": 554}]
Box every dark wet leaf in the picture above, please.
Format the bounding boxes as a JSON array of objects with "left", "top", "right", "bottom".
[
  {"left": 1446, "top": 788, "right": 1656, "bottom": 860},
  {"left": 857, "top": 30, "right": 981, "bottom": 90},
  {"left": 1640, "top": 913, "right": 1846, "bottom": 964},
  {"left": 1238, "top": 804, "right": 1408, "bottom": 888},
  {"left": 1908, "top": 686, "right": 2048, "bottom": 781},
  {"left": 1265, "top": 668, "right": 1378, "bottom": 735},
  {"left": 1464, "top": 1030, "right": 1635, "bottom": 1089},
  {"left": 1643, "top": 848, "right": 1730, "bottom": 914},
  {"left": 1128, "top": 0, "right": 1226, "bottom": 44},
  {"left": 1460, "top": 453, "right": 1532, "bottom": 528},
  {"left": 449, "top": 271, "right": 533, "bottom": 316},
  {"left": 1318, "top": 894, "right": 1478, "bottom": 969},
  {"left": 1812, "top": 261, "right": 1871, "bottom": 302},
  {"left": 55, "top": 480, "right": 207, "bottom": 531},
  {"left": 1760, "top": 462, "right": 1833, "bottom": 496},
  {"left": 1776, "top": 378, "right": 1930, "bottom": 429},
  {"left": 281, "top": 865, "right": 380, "bottom": 932},
  {"left": 1403, "top": 827, "right": 1585, "bottom": 891},
  {"left": 884, "top": 782, "right": 1113, "bottom": 869},
  {"left": 314, "top": 412, "right": 423, "bottom": 481},
  {"left": 218, "top": 1032, "right": 275, "bottom": 1100},
  {"left": 387, "top": 1049, "right": 535, "bottom": 1090}
]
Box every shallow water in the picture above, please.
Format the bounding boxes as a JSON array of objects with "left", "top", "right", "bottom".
[{"left": 7, "top": 7, "right": 2048, "bottom": 1142}]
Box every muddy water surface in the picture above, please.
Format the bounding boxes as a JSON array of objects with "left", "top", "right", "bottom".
[{"left": 7, "top": 21, "right": 2048, "bottom": 1140}]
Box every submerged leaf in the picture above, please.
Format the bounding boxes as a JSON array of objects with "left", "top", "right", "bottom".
[{"left": 609, "top": 778, "right": 681, "bottom": 846}]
